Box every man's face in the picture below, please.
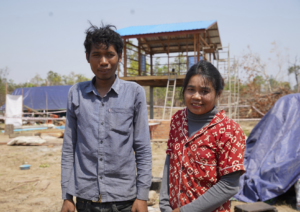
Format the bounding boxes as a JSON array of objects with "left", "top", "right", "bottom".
[{"left": 86, "top": 44, "right": 122, "bottom": 81}]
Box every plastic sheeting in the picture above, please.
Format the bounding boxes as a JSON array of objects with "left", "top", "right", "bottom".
[
  {"left": 234, "top": 93, "right": 300, "bottom": 202},
  {"left": 5, "top": 94, "right": 23, "bottom": 127},
  {"left": 1, "top": 85, "right": 72, "bottom": 111}
]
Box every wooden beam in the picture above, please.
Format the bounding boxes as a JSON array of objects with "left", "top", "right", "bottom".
[
  {"left": 199, "top": 33, "right": 209, "bottom": 47},
  {"left": 137, "top": 38, "right": 149, "bottom": 54},
  {"left": 158, "top": 37, "right": 167, "bottom": 52},
  {"left": 141, "top": 38, "right": 152, "bottom": 53},
  {"left": 123, "top": 39, "right": 127, "bottom": 77}
]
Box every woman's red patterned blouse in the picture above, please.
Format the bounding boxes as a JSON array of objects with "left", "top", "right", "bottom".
[{"left": 166, "top": 108, "right": 246, "bottom": 212}]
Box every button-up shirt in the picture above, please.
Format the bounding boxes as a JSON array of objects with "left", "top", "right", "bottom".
[{"left": 61, "top": 76, "right": 152, "bottom": 202}]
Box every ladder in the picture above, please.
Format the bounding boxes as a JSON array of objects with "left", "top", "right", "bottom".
[{"left": 162, "top": 73, "right": 177, "bottom": 120}]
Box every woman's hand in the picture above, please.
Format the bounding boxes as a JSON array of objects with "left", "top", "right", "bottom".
[{"left": 172, "top": 208, "right": 180, "bottom": 212}]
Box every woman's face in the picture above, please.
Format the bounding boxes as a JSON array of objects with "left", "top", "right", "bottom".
[{"left": 184, "top": 75, "right": 220, "bottom": 115}]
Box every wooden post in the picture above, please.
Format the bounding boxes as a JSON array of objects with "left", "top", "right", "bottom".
[
  {"left": 138, "top": 40, "right": 141, "bottom": 76},
  {"left": 117, "top": 63, "right": 120, "bottom": 77},
  {"left": 150, "top": 54, "right": 153, "bottom": 76},
  {"left": 5, "top": 83, "right": 7, "bottom": 122},
  {"left": 123, "top": 39, "right": 127, "bottom": 77},
  {"left": 197, "top": 34, "right": 200, "bottom": 62},
  {"left": 46, "top": 92, "right": 48, "bottom": 126},
  {"left": 22, "top": 89, "right": 23, "bottom": 121},
  {"left": 186, "top": 36, "right": 189, "bottom": 71},
  {"left": 194, "top": 34, "right": 196, "bottom": 64},
  {"left": 168, "top": 37, "right": 170, "bottom": 73},
  {"left": 150, "top": 86, "right": 154, "bottom": 119}
]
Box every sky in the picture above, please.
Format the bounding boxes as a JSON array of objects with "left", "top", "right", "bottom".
[{"left": 0, "top": 0, "right": 299, "bottom": 86}]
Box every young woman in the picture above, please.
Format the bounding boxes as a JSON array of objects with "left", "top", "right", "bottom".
[{"left": 159, "top": 61, "right": 246, "bottom": 212}]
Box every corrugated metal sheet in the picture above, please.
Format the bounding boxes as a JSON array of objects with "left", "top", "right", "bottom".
[{"left": 117, "top": 20, "right": 217, "bottom": 36}]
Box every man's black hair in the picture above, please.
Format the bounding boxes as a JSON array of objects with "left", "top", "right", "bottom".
[
  {"left": 84, "top": 22, "right": 123, "bottom": 58},
  {"left": 181, "top": 60, "right": 224, "bottom": 100}
]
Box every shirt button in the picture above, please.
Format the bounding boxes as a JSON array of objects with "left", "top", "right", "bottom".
[
  {"left": 100, "top": 176, "right": 102, "bottom": 180},
  {"left": 101, "top": 122, "right": 103, "bottom": 125},
  {"left": 181, "top": 166, "right": 184, "bottom": 170},
  {"left": 99, "top": 158, "right": 102, "bottom": 161},
  {"left": 100, "top": 140, "right": 103, "bottom": 144},
  {"left": 102, "top": 103, "right": 104, "bottom": 106},
  {"left": 180, "top": 190, "right": 183, "bottom": 193}
]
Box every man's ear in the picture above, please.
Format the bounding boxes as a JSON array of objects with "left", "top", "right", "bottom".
[
  {"left": 86, "top": 52, "right": 90, "bottom": 63},
  {"left": 118, "top": 53, "right": 123, "bottom": 63}
]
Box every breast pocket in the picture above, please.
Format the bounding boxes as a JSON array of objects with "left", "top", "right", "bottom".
[
  {"left": 193, "top": 146, "right": 217, "bottom": 182},
  {"left": 109, "top": 107, "right": 134, "bottom": 135}
]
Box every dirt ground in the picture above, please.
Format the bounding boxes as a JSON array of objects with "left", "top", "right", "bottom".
[{"left": 0, "top": 121, "right": 298, "bottom": 211}]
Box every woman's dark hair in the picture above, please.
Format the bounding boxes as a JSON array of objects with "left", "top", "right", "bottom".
[
  {"left": 84, "top": 22, "right": 123, "bottom": 58},
  {"left": 181, "top": 60, "right": 224, "bottom": 99}
]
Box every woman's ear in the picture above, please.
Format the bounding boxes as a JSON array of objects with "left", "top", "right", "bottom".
[{"left": 216, "top": 91, "right": 222, "bottom": 100}]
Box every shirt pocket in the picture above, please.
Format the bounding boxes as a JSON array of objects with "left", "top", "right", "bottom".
[
  {"left": 108, "top": 107, "right": 134, "bottom": 135},
  {"left": 193, "top": 146, "right": 217, "bottom": 182}
]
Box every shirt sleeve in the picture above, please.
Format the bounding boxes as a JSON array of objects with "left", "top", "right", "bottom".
[
  {"left": 180, "top": 171, "right": 242, "bottom": 212},
  {"left": 217, "top": 121, "right": 246, "bottom": 177},
  {"left": 132, "top": 85, "right": 152, "bottom": 201},
  {"left": 166, "top": 116, "right": 175, "bottom": 155},
  {"left": 159, "top": 155, "right": 173, "bottom": 212},
  {"left": 61, "top": 86, "right": 77, "bottom": 200}
]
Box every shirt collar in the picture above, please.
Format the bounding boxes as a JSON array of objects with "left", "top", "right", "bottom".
[{"left": 84, "top": 75, "right": 120, "bottom": 95}]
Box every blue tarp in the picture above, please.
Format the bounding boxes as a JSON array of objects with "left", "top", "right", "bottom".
[
  {"left": 1, "top": 85, "right": 72, "bottom": 111},
  {"left": 234, "top": 93, "right": 300, "bottom": 202}
]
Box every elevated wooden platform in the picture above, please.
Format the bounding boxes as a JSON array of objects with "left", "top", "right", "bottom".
[{"left": 120, "top": 75, "right": 186, "bottom": 87}]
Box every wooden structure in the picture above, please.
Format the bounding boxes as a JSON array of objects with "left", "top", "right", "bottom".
[{"left": 116, "top": 20, "right": 223, "bottom": 118}]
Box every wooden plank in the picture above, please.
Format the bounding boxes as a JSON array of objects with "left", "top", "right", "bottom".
[{"left": 123, "top": 39, "right": 127, "bottom": 77}]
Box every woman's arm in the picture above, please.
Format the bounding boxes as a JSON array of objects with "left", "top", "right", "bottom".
[
  {"left": 180, "top": 171, "right": 242, "bottom": 212},
  {"left": 159, "top": 155, "right": 173, "bottom": 212}
]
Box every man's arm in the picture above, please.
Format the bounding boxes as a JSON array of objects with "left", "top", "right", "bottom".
[
  {"left": 61, "top": 88, "right": 77, "bottom": 211},
  {"left": 132, "top": 85, "right": 152, "bottom": 211}
]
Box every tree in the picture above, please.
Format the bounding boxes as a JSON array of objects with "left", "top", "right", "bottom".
[
  {"left": 30, "top": 74, "right": 44, "bottom": 86},
  {"left": 288, "top": 57, "right": 300, "bottom": 92},
  {"left": 46, "top": 71, "right": 62, "bottom": 85}
]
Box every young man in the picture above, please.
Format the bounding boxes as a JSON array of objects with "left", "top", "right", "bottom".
[{"left": 61, "top": 24, "right": 152, "bottom": 212}]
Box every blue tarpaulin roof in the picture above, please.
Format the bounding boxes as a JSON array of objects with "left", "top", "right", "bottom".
[
  {"left": 116, "top": 20, "right": 217, "bottom": 36},
  {"left": 234, "top": 93, "right": 300, "bottom": 202},
  {"left": 1, "top": 85, "right": 72, "bottom": 111}
]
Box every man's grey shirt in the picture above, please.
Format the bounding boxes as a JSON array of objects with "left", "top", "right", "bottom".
[{"left": 61, "top": 76, "right": 152, "bottom": 202}]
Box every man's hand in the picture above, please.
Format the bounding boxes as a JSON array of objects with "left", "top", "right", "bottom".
[
  {"left": 172, "top": 208, "right": 180, "bottom": 212},
  {"left": 131, "top": 199, "right": 148, "bottom": 212},
  {"left": 61, "top": 199, "right": 75, "bottom": 212}
]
